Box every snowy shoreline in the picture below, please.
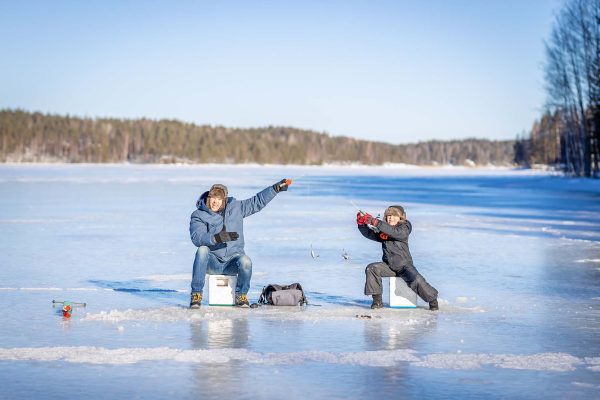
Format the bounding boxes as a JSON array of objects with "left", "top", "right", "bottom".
[
  {"left": 0, "top": 161, "right": 567, "bottom": 177},
  {"left": 2, "top": 163, "right": 598, "bottom": 193}
]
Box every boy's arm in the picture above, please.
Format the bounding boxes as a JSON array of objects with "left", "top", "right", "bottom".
[
  {"left": 357, "top": 223, "right": 382, "bottom": 242},
  {"left": 373, "top": 219, "right": 410, "bottom": 241}
]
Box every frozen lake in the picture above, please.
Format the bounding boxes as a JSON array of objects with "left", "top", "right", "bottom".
[{"left": 0, "top": 164, "right": 599, "bottom": 399}]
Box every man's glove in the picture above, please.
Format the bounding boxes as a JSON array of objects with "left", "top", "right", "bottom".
[
  {"left": 214, "top": 231, "right": 239, "bottom": 243},
  {"left": 356, "top": 212, "right": 372, "bottom": 225},
  {"left": 273, "top": 179, "right": 291, "bottom": 193}
]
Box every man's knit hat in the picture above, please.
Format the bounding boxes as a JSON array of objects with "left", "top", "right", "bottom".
[
  {"left": 208, "top": 184, "right": 228, "bottom": 200},
  {"left": 384, "top": 205, "right": 405, "bottom": 219}
]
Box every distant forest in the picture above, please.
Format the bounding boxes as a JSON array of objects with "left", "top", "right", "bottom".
[
  {"left": 0, "top": 110, "right": 514, "bottom": 166},
  {"left": 515, "top": 0, "right": 600, "bottom": 177}
]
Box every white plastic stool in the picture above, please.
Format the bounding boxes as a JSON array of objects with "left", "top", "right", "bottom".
[
  {"left": 387, "top": 277, "right": 417, "bottom": 308},
  {"left": 206, "top": 274, "right": 237, "bottom": 306}
]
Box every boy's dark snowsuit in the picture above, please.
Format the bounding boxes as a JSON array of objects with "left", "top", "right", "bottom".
[{"left": 358, "top": 219, "right": 438, "bottom": 302}]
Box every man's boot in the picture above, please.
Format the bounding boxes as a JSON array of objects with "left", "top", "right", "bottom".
[
  {"left": 190, "top": 292, "right": 202, "bottom": 309},
  {"left": 371, "top": 294, "right": 384, "bottom": 309},
  {"left": 235, "top": 294, "right": 250, "bottom": 307}
]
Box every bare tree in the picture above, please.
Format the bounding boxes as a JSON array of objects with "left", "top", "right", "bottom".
[{"left": 544, "top": 0, "right": 600, "bottom": 177}]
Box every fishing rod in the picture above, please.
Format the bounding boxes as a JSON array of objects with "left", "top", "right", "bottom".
[
  {"left": 52, "top": 300, "right": 87, "bottom": 318},
  {"left": 350, "top": 200, "right": 381, "bottom": 219},
  {"left": 52, "top": 300, "right": 86, "bottom": 306},
  {"left": 273, "top": 178, "right": 294, "bottom": 191},
  {"left": 288, "top": 174, "right": 307, "bottom": 182},
  {"left": 349, "top": 200, "right": 384, "bottom": 236},
  {"left": 349, "top": 200, "right": 364, "bottom": 214}
]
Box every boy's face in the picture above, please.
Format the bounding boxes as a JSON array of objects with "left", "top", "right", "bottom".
[
  {"left": 208, "top": 196, "right": 223, "bottom": 212},
  {"left": 386, "top": 214, "right": 401, "bottom": 226}
]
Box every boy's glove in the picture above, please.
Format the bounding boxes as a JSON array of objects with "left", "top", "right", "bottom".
[
  {"left": 356, "top": 212, "right": 372, "bottom": 225},
  {"left": 273, "top": 179, "right": 291, "bottom": 193},
  {"left": 365, "top": 215, "right": 380, "bottom": 227},
  {"left": 214, "top": 231, "right": 239, "bottom": 243}
]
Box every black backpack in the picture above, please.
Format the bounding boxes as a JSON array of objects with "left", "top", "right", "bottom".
[{"left": 258, "top": 283, "right": 308, "bottom": 306}]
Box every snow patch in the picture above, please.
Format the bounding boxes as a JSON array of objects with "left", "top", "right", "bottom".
[
  {"left": 0, "top": 218, "right": 71, "bottom": 224},
  {"left": 0, "top": 347, "right": 594, "bottom": 372},
  {"left": 82, "top": 306, "right": 433, "bottom": 324},
  {"left": 412, "top": 352, "right": 582, "bottom": 372},
  {"left": 0, "top": 346, "right": 419, "bottom": 367},
  {"left": 0, "top": 287, "right": 110, "bottom": 292},
  {"left": 137, "top": 272, "right": 266, "bottom": 282},
  {"left": 585, "top": 357, "right": 600, "bottom": 372},
  {"left": 572, "top": 381, "right": 600, "bottom": 389},
  {"left": 137, "top": 274, "right": 190, "bottom": 282}
]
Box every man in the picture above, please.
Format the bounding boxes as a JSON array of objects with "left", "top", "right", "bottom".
[
  {"left": 356, "top": 205, "right": 439, "bottom": 311},
  {"left": 189, "top": 179, "right": 289, "bottom": 308}
]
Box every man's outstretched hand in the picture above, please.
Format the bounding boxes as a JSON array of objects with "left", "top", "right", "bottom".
[
  {"left": 214, "top": 231, "right": 239, "bottom": 243},
  {"left": 273, "top": 178, "right": 292, "bottom": 193}
]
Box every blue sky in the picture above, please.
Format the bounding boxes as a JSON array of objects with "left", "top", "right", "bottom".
[{"left": 0, "top": 0, "right": 560, "bottom": 144}]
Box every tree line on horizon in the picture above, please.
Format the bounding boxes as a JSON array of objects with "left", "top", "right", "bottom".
[
  {"left": 515, "top": 0, "right": 600, "bottom": 178},
  {"left": 0, "top": 109, "right": 514, "bottom": 166}
]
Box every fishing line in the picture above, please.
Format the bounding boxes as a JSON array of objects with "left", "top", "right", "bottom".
[
  {"left": 294, "top": 174, "right": 321, "bottom": 260},
  {"left": 306, "top": 177, "right": 319, "bottom": 259}
]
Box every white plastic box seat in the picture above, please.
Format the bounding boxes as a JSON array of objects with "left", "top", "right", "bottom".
[
  {"left": 206, "top": 274, "right": 237, "bottom": 306},
  {"left": 387, "top": 277, "right": 417, "bottom": 308}
]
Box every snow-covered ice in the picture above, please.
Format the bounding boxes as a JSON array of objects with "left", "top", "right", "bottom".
[{"left": 0, "top": 164, "right": 599, "bottom": 399}]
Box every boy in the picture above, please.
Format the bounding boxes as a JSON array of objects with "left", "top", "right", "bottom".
[{"left": 356, "top": 205, "right": 439, "bottom": 310}]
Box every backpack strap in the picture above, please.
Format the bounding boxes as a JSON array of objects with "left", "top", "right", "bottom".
[
  {"left": 258, "top": 289, "right": 265, "bottom": 305},
  {"left": 258, "top": 284, "right": 283, "bottom": 305},
  {"left": 290, "top": 282, "right": 308, "bottom": 305},
  {"left": 258, "top": 285, "right": 270, "bottom": 305}
]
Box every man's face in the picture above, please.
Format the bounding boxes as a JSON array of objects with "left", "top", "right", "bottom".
[
  {"left": 208, "top": 196, "right": 223, "bottom": 212},
  {"left": 386, "top": 214, "right": 401, "bottom": 226}
]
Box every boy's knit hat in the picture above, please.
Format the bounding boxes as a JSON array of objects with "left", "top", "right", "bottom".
[
  {"left": 208, "top": 184, "right": 228, "bottom": 200},
  {"left": 384, "top": 205, "right": 405, "bottom": 218}
]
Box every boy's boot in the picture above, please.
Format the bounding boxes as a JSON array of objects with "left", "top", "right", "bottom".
[
  {"left": 371, "top": 294, "right": 384, "bottom": 309},
  {"left": 429, "top": 299, "right": 439, "bottom": 311}
]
